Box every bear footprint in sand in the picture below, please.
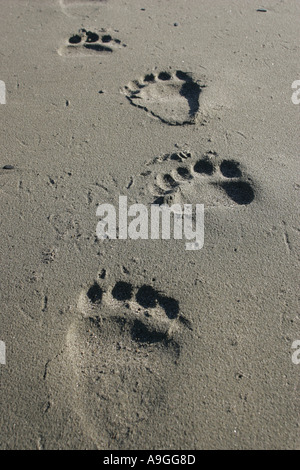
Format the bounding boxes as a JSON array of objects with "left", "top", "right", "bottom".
[
  {"left": 59, "top": 29, "right": 126, "bottom": 56},
  {"left": 123, "top": 70, "right": 205, "bottom": 126},
  {"left": 138, "top": 151, "right": 255, "bottom": 208},
  {"left": 61, "top": 276, "right": 189, "bottom": 446}
]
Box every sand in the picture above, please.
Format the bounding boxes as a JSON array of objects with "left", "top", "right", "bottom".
[{"left": 0, "top": 0, "right": 299, "bottom": 450}]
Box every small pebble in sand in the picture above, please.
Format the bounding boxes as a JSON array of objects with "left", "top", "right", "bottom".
[
  {"left": 174, "top": 22, "right": 179, "bottom": 26},
  {"left": 3, "top": 165, "right": 14, "bottom": 170}
]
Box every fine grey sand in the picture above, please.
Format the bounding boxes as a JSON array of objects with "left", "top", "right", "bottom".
[{"left": 0, "top": 0, "right": 299, "bottom": 450}]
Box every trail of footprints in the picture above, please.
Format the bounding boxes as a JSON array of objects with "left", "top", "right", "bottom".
[
  {"left": 137, "top": 150, "right": 255, "bottom": 208},
  {"left": 123, "top": 70, "right": 205, "bottom": 126},
  {"left": 52, "top": 43, "right": 257, "bottom": 442},
  {"left": 59, "top": 28, "right": 126, "bottom": 56}
]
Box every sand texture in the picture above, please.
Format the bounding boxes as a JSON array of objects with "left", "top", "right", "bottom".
[{"left": 0, "top": 0, "right": 299, "bottom": 450}]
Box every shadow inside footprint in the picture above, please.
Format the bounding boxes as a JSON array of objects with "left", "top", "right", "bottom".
[
  {"left": 131, "top": 319, "right": 167, "bottom": 344},
  {"left": 194, "top": 159, "right": 214, "bottom": 175},
  {"left": 220, "top": 160, "right": 242, "bottom": 178},
  {"left": 157, "top": 295, "right": 179, "bottom": 320},
  {"left": 153, "top": 196, "right": 166, "bottom": 206},
  {"left": 69, "top": 34, "right": 82, "bottom": 44},
  {"left": 221, "top": 181, "right": 255, "bottom": 205},
  {"left": 163, "top": 173, "right": 178, "bottom": 188},
  {"left": 87, "top": 282, "right": 103, "bottom": 304},
  {"left": 84, "top": 44, "right": 112, "bottom": 52},
  {"left": 111, "top": 281, "right": 133, "bottom": 301},
  {"left": 135, "top": 285, "right": 179, "bottom": 320},
  {"left": 177, "top": 167, "right": 192, "bottom": 180},
  {"left": 179, "top": 81, "right": 202, "bottom": 117},
  {"left": 158, "top": 72, "right": 172, "bottom": 81},
  {"left": 136, "top": 285, "right": 158, "bottom": 309},
  {"left": 86, "top": 31, "right": 99, "bottom": 43}
]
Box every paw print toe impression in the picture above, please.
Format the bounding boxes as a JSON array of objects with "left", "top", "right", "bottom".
[
  {"left": 59, "top": 29, "right": 126, "bottom": 56},
  {"left": 139, "top": 151, "right": 255, "bottom": 208}
]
